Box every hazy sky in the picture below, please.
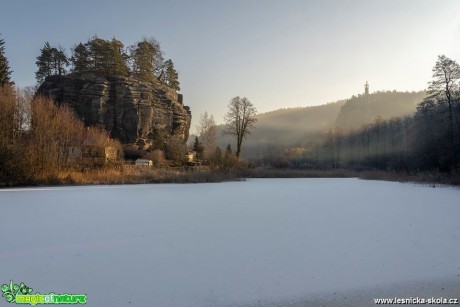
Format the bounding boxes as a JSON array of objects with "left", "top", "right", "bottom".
[{"left": 1, "top": 0, "right": 460, "bottom": 131}]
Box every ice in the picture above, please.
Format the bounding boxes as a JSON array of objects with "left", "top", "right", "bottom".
[{"left": 0, "top": 179, "right": 459, "bottom": 306}]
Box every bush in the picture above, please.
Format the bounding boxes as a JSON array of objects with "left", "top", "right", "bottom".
[
  {"left": 146, "top": 149, "right": 166, "bottom": 166},
  {"left": 165, "top": 136, "right": 186, "bottom": 164}
]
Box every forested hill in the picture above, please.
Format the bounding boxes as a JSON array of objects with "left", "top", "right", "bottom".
[
  {"left": 335, "top": 90, "right": 426, "bottom": 131},
  {"left": 251, "top": 100, "right": 347, "bottom": 143},
  {"left": 257, "top": 100, "right": 347, "bottom": 131},
  {"left": 216, "top": 90, "right": 427, "bottom": 158},
  {"left": 217, "top": 99, "right": 347, "bottom": 157}
]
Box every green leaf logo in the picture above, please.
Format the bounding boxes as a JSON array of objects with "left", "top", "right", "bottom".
[{"left": 1, "top": 280, "right": 33, "bottom": 304}]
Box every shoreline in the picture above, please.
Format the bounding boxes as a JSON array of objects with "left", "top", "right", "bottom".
[{"left": 1, "top": 167, "right": 459, "bottom": 188}]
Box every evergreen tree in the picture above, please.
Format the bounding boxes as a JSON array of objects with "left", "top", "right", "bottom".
[
  {"left": 71, "top": 43, "right": 90, "bottom": 73},
  {"left": 52, "top": 46, "right": 69, "bottom": 76},
  {"left": 193, "top": 136, "right": 204, "bottom": 160},
  {"left": 109, "top": 38, "right": 128, "bottom": 76},
  {"left": 130, "top": 38, "right": 164, "bottom": 81},
  {"left": 225, "top": 144, "right": 232, "bottom": 157},
  {"left": 85, "top": 37, "right": 128, "bottom": 76},
  {"left": 163, "top": 59, "right": 180, "bottom": 91},
  {"left": 131, "top": 40, "right": 154, "bottom": 80},
  {"left": 37, "top": 36, "right": 179, "bottom": 82},
  {"left": 146, "top": 37, "right": 164, "bottom": 77},
  {"left": 36, "top": 42, "right": 69, "bottom": 83},
  {"left": 87, "top": 37, "right": 111, "bottom": 74},
  {"left": 35, "top": 42, "right": 53, "bottom": 83},
  {"left": 0, "top": 35, "right": 12, "bottom": 86},
  {"left": 153, "top": 130, "right": 165, "bottom": 150}
]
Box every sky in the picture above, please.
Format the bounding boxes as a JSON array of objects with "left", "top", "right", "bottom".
[{"left": 1, "top": 0, "right": 460, "bottom": 132}]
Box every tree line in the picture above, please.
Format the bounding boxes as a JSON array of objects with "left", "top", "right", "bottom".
[
  {"left": 335, "top": 90, "right": 425, "bottom": 131},
  {"left": 0, "top": 84, "right": 122, "bottom": 186},
  {"left": 0, "top": 35, "right": 12, "bottom": 86},
  {"left": 35, "top": 36, "right": 180, "bottom": 90},
  {"left": 0, "top": 34, "right": 262, "bottom": 186},
  {"left": 271, "top": 55, "right": 460, "bottom": 174},
  {"left": 0, "top": 35, "right": 124, "bottom": 186},
  {"left": 192, "top": 97, "right": 258, "bottom": 170}
]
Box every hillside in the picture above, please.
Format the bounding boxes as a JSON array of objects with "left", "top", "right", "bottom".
[
  {"left": 216, "top": 90, "right": 426, "bottom": 158},
  {"left": 335, "top": 90, "right": 426, "bottom": 131},
  {"left": 217, "top": 100, "right": 347, "bottom": 157}
]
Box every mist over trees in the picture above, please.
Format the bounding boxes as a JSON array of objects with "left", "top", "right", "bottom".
[
  {"left": 335, "top": 90, "right": 425, "bottom": 131},
  {"left": 35, "top": 36, "right": 180, "bottom": 89},
  {"left": 3, "top": 29, "right": 460, "bottom": 184},
  {"left": 264, "top": 55, "right": 460, "bottom": 175},
  {"left": 414, "top": 55, "right": 460, "bottom": 170},
  {"left": 216, "top": 91, "right": 422, "bottom": 160}
]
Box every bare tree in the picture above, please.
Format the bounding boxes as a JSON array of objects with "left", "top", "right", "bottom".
[
  {"left": 196, "top": 112, "right": 217, "bottom": 159},
  {"left": 29, "top": 96, "right": 86, "bottom": 177},
  {"left": 427, "top": 55, "right": 460, "bottom": 151},
  {"left": 224, "top": 96, "right": 257, "bottom": 158},
  {"left": 165, "top": 136, "right": 186, "bottom": 164},
  {"left": 0, "top": 85, "right": 16, "bottom": 146},
  {"left": 0, "top": 85, "right": 29, "bottom": 185}
]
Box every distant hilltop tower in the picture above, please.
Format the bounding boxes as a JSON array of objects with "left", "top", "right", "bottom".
[{"left": 364, "top": 81, "right": 369, "bottom": 95}]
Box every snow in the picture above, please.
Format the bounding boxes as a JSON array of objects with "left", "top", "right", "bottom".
[{"left": 0, "top": 179, "right": 459, "bottom": 306}]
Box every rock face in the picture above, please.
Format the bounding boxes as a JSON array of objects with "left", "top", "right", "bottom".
[{"left": 37, "top": 73, "right": 191, "bottom": 149}]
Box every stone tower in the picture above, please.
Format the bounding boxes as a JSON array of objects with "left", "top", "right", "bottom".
[{"left": 364, "top": 81, "right": 369, "bottom": 95}]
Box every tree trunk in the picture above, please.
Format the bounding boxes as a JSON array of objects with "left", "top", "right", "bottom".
[{"left": 447, "top": 100, "right": 455, "bottom": 166}]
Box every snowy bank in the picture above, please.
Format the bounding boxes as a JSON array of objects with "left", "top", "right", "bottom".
[{"left": 0, "top": 179, "right": 459, "bottom": 306}]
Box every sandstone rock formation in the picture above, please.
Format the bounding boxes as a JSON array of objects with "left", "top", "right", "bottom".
[{"left": 37, "top": 73, "right": 191, "bottom": 149}]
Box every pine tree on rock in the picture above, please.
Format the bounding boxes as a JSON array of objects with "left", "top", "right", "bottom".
[
  {"left": 87, "top": 37, "right": 112, "bottom": 75},
  {"left": 131, "top": 38, "right": 164, "bottom": 82},
  {"left": 36, "top": 42, "right": 69, "bottom": 83},
  {"left": 163, "top": 59, "right": 180, "bottom": 91},
  {"left": 35, "top": 42, "right": 54, "bottom": 83},
  {"left": 131, "top": 40, "right": 155, "bottom": 81},
  {"left": 71, "top": 43, "right": 90, "bottom": 73},
  {"left": 109, "top": 38, "right": 129, "bottom": 76},
  {"left": 52, "top": 46, "right": 69, "bottom": 76}
]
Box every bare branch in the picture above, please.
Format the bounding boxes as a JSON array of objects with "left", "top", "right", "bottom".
[{"left": 223, "top": 96, "right": 257, "bottom": 158}]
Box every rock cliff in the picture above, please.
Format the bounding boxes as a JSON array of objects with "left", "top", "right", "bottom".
[{"left": 37, "top": 73, "right": 191, "bottom": 149}]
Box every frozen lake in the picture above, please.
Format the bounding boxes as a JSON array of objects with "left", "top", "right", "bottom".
[{"left": 0, "top": 178, "right": 459, "bottom": 306}]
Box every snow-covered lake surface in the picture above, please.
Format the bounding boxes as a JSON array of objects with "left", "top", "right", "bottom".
[{"left": 0, "top": 178, "right": 459, "bottom": 306}]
